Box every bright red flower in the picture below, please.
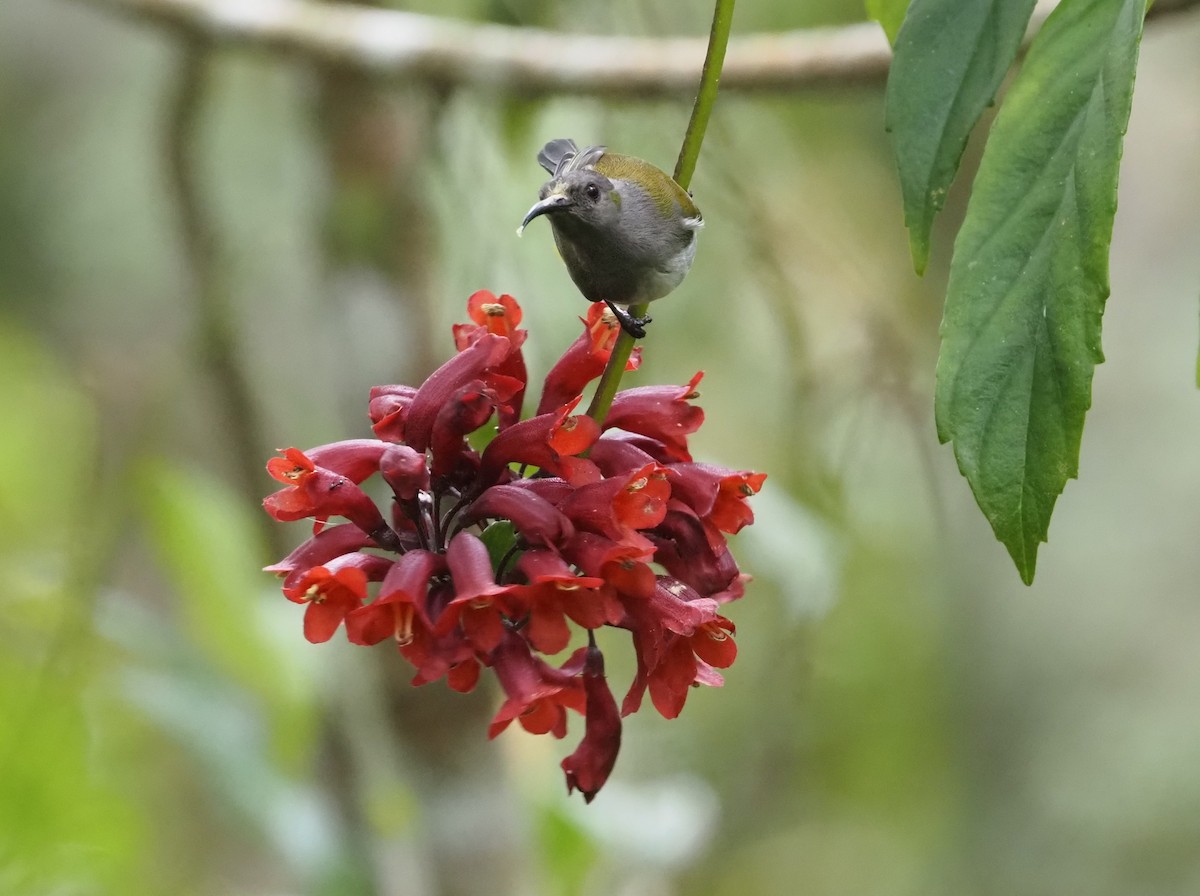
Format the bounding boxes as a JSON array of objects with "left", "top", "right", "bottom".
[
  {"left": 455, "top": 290, "right": 524, "bottom": 341},
  {"left": 512, "top": 550, "right": 619, "bottom": 654},
  {"left": 538, "top": 304, "right": 641, "bottom": 415},
  {"left": 478, "top": 397, "right": 600, "bottom": 485},
  {"left": 561, "top": 462, "right": 672, "bottom": 547},
  {"left": 263, "top": 447, "right": 397, "bottom": 546},
  {"left": 453, "top": 291, "right": 529, "bottom": 429},
  {"left": 283, "top": 561, "right": 372, "bottom": 644}
]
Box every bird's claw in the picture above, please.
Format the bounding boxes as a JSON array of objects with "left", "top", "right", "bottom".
[{"left": 605, "top": 301, "right": 651, "bottom": 339}]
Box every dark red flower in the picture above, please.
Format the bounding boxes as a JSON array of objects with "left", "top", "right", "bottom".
[
  {"left": 369, "top": 384, "right": 418, "bottom": 442},
  {"left": 647, "top": 508, "right": 742, "bottom": 598},
  {"left": 562, "top": 644, "right": 622, "bottom": 803},
  {"left": 434, "top": 532, "right": 520, "bottom": 652},
  {"left": 602, "top": 371, "right": 705, "bottom": 462},
  {"left": 345, "top": 549, "right": 442, "bottom": 647},
  {"left": 403, "top": 333, "right": 513, "bottom": 454},
  {"left": 264, "top": 293, "right": 764, "bottom": 801},
  {"left": 488, "top": 633, "right": 587, "bottom": 739},
  {"left": 460, "top": 484, "right": 575, "bottom": 549}
]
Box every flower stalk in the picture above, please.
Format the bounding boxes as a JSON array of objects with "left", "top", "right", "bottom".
[{"left": 586, "top": 0, "right": 736, "bottom": 425}]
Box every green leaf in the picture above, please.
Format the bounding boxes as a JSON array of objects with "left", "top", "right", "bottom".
[
  {"left": 479, "top": 519, "right": 521, "bottom": 572},
  {"left": 866, "top": 0, "right": 913, "bottom": 45},
  {"left": 935, "top": 0, "right": 1147, "bottom": 584},
  {"left": 885, "top": 0, "right": 1038, "bottom": 274}
]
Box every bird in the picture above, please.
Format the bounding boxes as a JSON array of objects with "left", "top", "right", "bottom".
[{"left": 518, "top": 138, "right": 702, "bottom": 339}]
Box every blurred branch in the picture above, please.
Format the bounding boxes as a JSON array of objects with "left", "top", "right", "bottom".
[
  {"left": 73, "top": 0, "right": 1200, "bottom": 96},
  {"left": 164, "top": 40, "right": 279, "bottom": 552},
  {"left": 76, "top": 0, "right": 888, "bottom": 94}
]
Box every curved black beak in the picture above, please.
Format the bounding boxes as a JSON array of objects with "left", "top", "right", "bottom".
[{"left": 517, "top": 192, "right": 571, "bottom": 235}]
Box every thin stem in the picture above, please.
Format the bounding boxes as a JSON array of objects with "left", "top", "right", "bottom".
[
  {"left": 440, "top": 490, "right": 477, "bottom": 543},
  {"left": 674, "top": 0, "right": 735, "bottom": 190},
  {"left": 586, "top": 0, "right": 735, "bottom": 425}
]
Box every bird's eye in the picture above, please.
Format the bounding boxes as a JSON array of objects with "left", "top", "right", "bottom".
[{"left": 585, "top": 184, "right": 601, "bottom": 202}]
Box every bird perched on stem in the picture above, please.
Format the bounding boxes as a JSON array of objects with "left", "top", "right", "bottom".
[{"left": 518, "top": 139, "right": 702, "bottom": 339}]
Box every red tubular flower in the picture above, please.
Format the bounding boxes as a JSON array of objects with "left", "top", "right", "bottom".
[
  {"left": 282, "top": 556, "right": 384, "bottom": 644},
  {"left": 265, "top": 523, "right": 375, "bottom": 591},
  {"left": 263, "top": 292, "right": 764, "bottom": 802},
  {"left": 264, "top": 447, "right": 397, "bottom": 546},
  {"left": 667, "top": 463, "right": 768, "bottom": 536},
  {"left": 647, "top": 508, "right": 742, "bottom": 598},
  {"left": 404, "top": 333, "right": 513, "bottom": 453},
  {"left": 379, "top": 444, "right": 430, "bottom": 501},
  {"left": 453, "top": 290, "right": 528, "bottom": 428},
  {"left": 478, "top": 397, "right": 600, "bottom": 486},
  {"left": 369, "top": 384, "right": 418, "bottom": 442},
  {"left": 489, "top": 634, "right": 587, "bottom": 739},
  {"left": 303, "top": 439, "right": 393, "bottom": 484},
  {"left": 561, "top": 462, "right": 672, "bottom": 545},
  {"left": 563, "top": 532, "right": 657, "bottom": 600},
  {"left": 429, "top": 375, "right": 522, "bottom": 480},
  {"left": 345, "top": 549, "right": 443, "bottom": 647},
  {"left": 453, "top": 290, "right": 525, "bottom": 342},
  {"left": 395, "top": 580, "right": 483, "bottom": 691},
  {"left": 512, "top": 550, "right": 619, "bottom": 654},
  {"left": 460, "top": 484, "right": 575, "bottom": 549},
  {"left": 435, "top": 532, "right": 520, "bottom": 652},
  {"left": 601, "top": 371, "right": 705, "bottom": 462},
  {"left": 562, "top": 644, "right": 622, "bottom": 803},
  {"left": 588, "top": 435, "right": 659, "bottom": 478},
  {"left": 618, "top": 575, "right": 731, "bottom": 719},
  {"left": 538, "top": 304, "right": 641, "bottom": 415}
]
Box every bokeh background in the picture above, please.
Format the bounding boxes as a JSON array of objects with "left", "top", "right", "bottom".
[{"left": 2, "top": 0, "right": 1199, "bottom": 894}]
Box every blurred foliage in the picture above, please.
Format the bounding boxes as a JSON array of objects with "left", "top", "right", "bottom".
[{"left": 1, "top": 0, "right": 1199, "bottom": 894}]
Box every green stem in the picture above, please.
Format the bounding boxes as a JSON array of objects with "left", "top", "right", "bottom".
[
  {"left": 674, "top": 0, "right": 735, "bottom": 191},
  {"left": 585, "top": 0, "right": 735, "bottom": 423}
]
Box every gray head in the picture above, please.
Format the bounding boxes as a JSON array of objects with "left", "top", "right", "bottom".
[{"left": 518, "top": 169, "right": 621, "bottom": 237}]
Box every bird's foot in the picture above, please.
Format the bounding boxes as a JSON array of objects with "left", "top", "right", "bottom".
[{"left": 605, "top": 301, "right": 652, "bottom": 339}]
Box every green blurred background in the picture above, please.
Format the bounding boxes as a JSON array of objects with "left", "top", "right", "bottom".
[{"left": 2, "top": 0, "right": 1199, "bottom": 893}]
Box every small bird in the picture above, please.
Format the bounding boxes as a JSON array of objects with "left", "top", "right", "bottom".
[{"left": 518, "top": 138, "right": 702, "bottom": 339}]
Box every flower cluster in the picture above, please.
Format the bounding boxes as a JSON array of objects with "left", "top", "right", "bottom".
[{"left": 264, "top": 292, "right": 765, "bottom": 801}]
